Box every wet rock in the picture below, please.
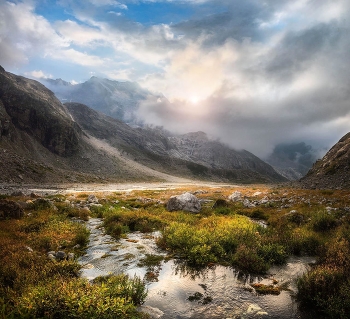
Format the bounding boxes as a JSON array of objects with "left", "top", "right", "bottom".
[
  {"left": 0, "top": 199, "right": 24, "bottom": 219},
  {"left": 166, "top": 192, "right": 201, "bottom": 213},
  {"left": 228, "top": 191, "right": 242, "bottom": 202},
  {"left": 87, "top": 194, "right": 99, "bottom": 204}
]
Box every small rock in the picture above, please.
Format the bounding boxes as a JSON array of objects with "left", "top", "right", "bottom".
[
  {"left": 67, "top": 253, "right": 75, "bottom": 260},
  {"left": 55, "top": 251, "right": 67, "bottom": 261},
  {"left": 30, "top": 192, "right": 40, "bottom": 198},
  {"left": 73, "top": 244, "right": 81, "bottom": 249},
  {"left": 25, "top": 246, "right": 33, "bottom": 252},
  {"left": 243, "top": 198, "right": 255, "bottom": 208},
  {"left": 87, "top": 194, "right": 99, "bottom": 204},
  {"left": 228, "top": 191, "right": 242, "bottom": 202},
  {"left": 252, "top": 191, "right": 262, "bottom": 197},
  {"left": 47, "top": 253, "right": 56, "bottom": 261}
]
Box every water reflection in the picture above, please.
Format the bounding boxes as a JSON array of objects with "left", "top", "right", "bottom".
[{"left": 79, "top": 218, "right": 315, "bottom": 319}]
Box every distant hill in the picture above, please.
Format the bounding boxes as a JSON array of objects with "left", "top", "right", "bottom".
[
  {"left": 41, "top": 76, "right": 159, "bottom": 124},
  {"left": 300, "top": 133, "right": 350, "bottom": 189}
]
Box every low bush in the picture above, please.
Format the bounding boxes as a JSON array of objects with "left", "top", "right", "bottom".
[{"left": 13, "top": 275, "right": 147, "bottom": 319}]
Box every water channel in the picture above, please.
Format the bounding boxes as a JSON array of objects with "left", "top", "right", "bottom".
[{"left": 79, "top": 218, "right": 315, "bottom": 319}]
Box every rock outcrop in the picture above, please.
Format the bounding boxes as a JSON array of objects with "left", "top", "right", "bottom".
[{"left": 300, "top": 132, "right": 350, "bottom": 189}]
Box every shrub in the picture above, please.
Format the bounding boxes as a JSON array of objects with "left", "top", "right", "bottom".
[
  {"left": 311, "top": 211, "right": 338, "bottom": 232},
  {"left": 15, "top": 275, "right": 147, "bottom": 319},
  {"left": 232, "top": 244, "right": 268, "bottom": 273},
  {"left": 258, "top": 243, "right": 288, "bottom": 265}
]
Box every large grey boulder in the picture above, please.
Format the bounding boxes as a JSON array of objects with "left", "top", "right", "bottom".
[{"left": 166, "top": 192, "right": 201, "bottom": 213}]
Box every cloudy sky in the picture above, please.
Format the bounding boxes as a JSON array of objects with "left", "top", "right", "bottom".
[{"left": 1, "top": 0, "right": 350, "bottom": 158}]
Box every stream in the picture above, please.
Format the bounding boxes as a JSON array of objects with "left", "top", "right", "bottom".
[{"left": 78, "top": 218, "right": 315, "bottom": 319}]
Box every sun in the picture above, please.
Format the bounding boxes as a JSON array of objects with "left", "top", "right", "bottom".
[{"left": 189, "top": 96, "right": 199, "bottom": 104}]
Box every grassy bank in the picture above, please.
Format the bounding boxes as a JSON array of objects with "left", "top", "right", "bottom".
[
  {"left": 0, "top": 195, "right": 148, "bottom": 319},
  {"left": 89, "top": 186, "right": 350, "bottom": 317},
  {"left": 2, "top": 185, "right": 350, "bottom": 318}
]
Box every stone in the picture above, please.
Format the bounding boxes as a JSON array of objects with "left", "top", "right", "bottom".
[
  {"left": 87, "top": 194, "right": 99, "bottom": 204},
  {"left": 228, "top": 191, "right": 242, "bottom": 202},
  {"left": 243, "top": 198, "right": 255, "bottom": 208},
  {"left": 55, "top": 251, "right": 67, "bottom": 261},
  {"left": 0, "top": 200, "right": 24, "bottom": 219},
  {"left": 166, "top": 192, "right": 201, "bottom": 213},
  {"left": 67, "top": 253, "right": 75, "bottom": 260},
  {"left": 252, "top": 191, "right": 262, "bottom": 197}
]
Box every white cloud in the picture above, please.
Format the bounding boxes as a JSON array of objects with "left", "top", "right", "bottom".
[{"left": 24, "top": 70, "right": 53, "bottom": 79}]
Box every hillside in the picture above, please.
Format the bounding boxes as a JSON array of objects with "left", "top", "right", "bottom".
[
  {"left": 0, "top": 66, "right": 286, "bottom": 184},
  {"left": 65, "top": 102, "right": 286, "bottom": 183},
  {"left": 300, "top": 132, "right": 350, "bottom": 189}
]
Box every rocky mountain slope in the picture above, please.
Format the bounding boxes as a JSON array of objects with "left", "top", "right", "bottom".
[
  {"left": 0, "top": 66, "right": 164, "bottom": 183},
  {"left": 65, "top": 102, "right": 286, "bottom": 183},
  {"left": 42, "top": 76, "right": 156, "bottom": 124},
  {"left": 300, "top": 132, "right": 350, "bottom": 189},
  {"left": 0, "top": 66, "right": 286, "bottom": 184}
]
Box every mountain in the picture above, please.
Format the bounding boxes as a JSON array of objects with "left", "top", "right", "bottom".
[
  {"left": 65, "top": 102, "right": 286, "bottom": 183},
  {"left": 300, "top": 133, "right": 350, "bottom": 189},
  {"left": 0, "top": 66, "right": 286, "bottom": 184},
  {"left": 41, "top": 76, "right": 157, "bottom": 124},
  {"left": 265, "top": 142, "right": 318, "bottom": 180},
  {"left": 0, "top": 66, "right": 169, "bottom": 183}
]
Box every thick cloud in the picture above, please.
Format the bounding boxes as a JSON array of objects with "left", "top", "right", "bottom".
[{"left": 1, "top": 0, "right": 350, "bottom": 158}]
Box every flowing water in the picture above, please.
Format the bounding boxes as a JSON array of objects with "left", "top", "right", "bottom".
[{"left": 79, "top": 218, "right": 315, "bottom": 319}]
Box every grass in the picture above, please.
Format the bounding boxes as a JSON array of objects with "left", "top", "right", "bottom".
[
  {"left": 2, "top": 185, "right": 350, "bottom": 318},
  {"left": 0, "top": 196, "right": 148, "bottom": 319}
]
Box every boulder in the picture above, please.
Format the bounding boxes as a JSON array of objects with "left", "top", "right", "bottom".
[
  {"left": 87, "top": 194, "right": 99, "bottom": 204},
  {"left": 166, "top": 192, "right": 201, "bottom": 213},
  {"left": 228, "top": 191, "right": 242, "bottom": 202},
  {"left": 0, "top": 200, "right": 24, "bottom": 219}
]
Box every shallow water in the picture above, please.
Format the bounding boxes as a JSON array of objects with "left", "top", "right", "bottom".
[{"left": 79, "top": 218, "right": 315, "bottom": 319}]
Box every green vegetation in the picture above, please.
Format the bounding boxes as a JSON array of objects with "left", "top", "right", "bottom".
[
  {"left": 0, "top": 197, "right": 148, "bottom": 319},
  {"left": 2, "top": 186, "right": 350, "bottom": 318}
]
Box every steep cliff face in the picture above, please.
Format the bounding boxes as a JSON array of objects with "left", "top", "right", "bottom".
[
  {"left": 0, "top": 67, "right": 80, "bottom": 157},
  {"left": 300, "top": 133, "right": 350, "bottom": 189}
]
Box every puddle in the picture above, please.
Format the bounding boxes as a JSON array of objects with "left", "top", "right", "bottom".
[{"left": 79, "top": 218, "right": 315, "bottom": 319}]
